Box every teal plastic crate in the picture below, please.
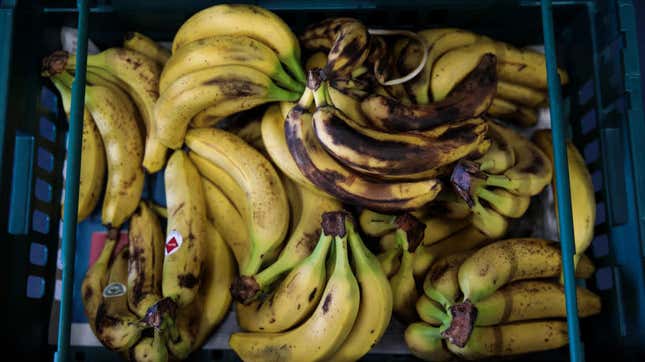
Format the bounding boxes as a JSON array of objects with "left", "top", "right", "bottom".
[{"left": 1, "top": 0, "right": 644, "bottom": 361}]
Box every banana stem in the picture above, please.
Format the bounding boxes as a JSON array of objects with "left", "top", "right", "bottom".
[
  {"left": 394, "top": 228, "right": 410, "bottom": 252},
  {"left": 296, "top": 88, "right": 315, "bottom": 109},
  {"left": 421, "top": 300, "right": 452, "bottom": 326},
  {"left": 366, "top": 28, "right": 428, "bottom": 86},
  {"left": 484, "top": 174, "right": 514, "bottom": 190},
  {"left": 313, "top": 82, "right": 329, "bottom": 107}
]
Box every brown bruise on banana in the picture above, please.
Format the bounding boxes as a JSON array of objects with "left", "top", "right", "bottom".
[
  {"left": 315, "top": 107, "right": 486, "bottom": 175},
  {"left": 201, "top": 76, "right": 265, "bottom": 97},
  {"left": 284, "top": 106, "right": 440, "bottom": 211},
  {"left": 362, "top": 54, "right": 498, "bottom": 131}
]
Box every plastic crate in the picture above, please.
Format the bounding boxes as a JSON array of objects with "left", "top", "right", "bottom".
[{"left": 1, "top": 0, "right": 644, "bottom": 361}]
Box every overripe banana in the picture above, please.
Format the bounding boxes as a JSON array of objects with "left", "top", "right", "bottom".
[
  {"left": 405, "top": 323, "right": 454, "bottom": 362},
  {"left": 162, "top": 150, "right": 206, "bottom": 307},
  {"left": 186, "top": 128, "right": 289, "bottom": 276},
  {"left": 324, "top": 20, "right": 370, "bottom": 78},
  {"left": 95, "top": 247, "right": 143, "bottom": 351},
  {"left": 328, "top": 217, "right": 393, "bottom": 361},
  {"left": 361, "top": 53, "right": 497, "bottom": 132},
  {"left": 231, "top": 181, "right": 341, "bottom": 303},
  {"left": 300, "top": 18, "right": 356, "bottom": 51},
  {"left": 171, "top": 4, "right": 305, "bottom": 83},
  {"left": 55, "top": 72, "right": 143, "bottom": 228},
  {"left": 128, "top": 202, "right": 165, "bottom": 318},
  {"left": 229, "top": 211, "right": 360, "bottom": 362},
  {"left": 533, "top": 129, "right": 596, "bottom": 273},
  {"left": 155, "top": 65, "right": 300, "bottom": 149},
  {"left": 81, "top": 230, "right": 117, "bottom": 334},
  {"left": 166, "top": 222, "right": 235, "bottom": 359},
  {"left": 159, "top": 35, "right": 302, "bottom": 94},
  {"left": 123, "top": 32, "right": 170, "bottom": 66},
  {"left": 458, "top": 238, "right": 596, "bottom": 303},
  {"left": 51, "top": 77, "right": 106, "bottom": 222},
  {"left": 447, "top": 321, "right": 569, "bottom": 358},
  {"left": 431, "top": 41, "right": 569, "bottom": 100},
  {"left": 285, "top": 78, "right": 442, "bottom": 211}
]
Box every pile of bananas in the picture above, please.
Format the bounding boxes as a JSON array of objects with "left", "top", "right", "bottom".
[{"left": 39, "top": 2, "right": 602, "bottom": 361}]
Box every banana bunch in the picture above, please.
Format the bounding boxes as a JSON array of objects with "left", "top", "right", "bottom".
[
  {"left": 404, "top": 237, "right": 600, "bottom": 360},
  {"left": 230, "top": 211, "right": 393, "bottom": 362},
  {"left": 156, "top": 4, "right": 305, "bottom": 147},
  {"left": 451, "top": 120, "right": 552, "bottom": 238}
]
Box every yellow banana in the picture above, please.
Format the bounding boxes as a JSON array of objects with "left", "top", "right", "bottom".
[
  {"left": 231, "top": 180, "right": 341, "bottom": 303},
  {"left": 458, "top": 238, "right": 596, "bottom": 303},
  {"left": 55, "top": 72, "right": 143, "bottom": 228},
  {"left": 160, "top": 35, "right": 302, "bottom": 94},
  {"left": 328, "top": 217, "right": 393, "bottom": 362},
  {"left": 477, "top": 187, "right": 531, "bottom": 218},
  {"left": 532, "top": 129, "right": 596, "bottom": 273},
  {"left": 405, "top": 323, "right": 454, "bottom": 362},
  {"left": 51, "top": 77, "right": 105, "bottom": 222},
  {"left": 202, "top": 178, "right": 250, "bottom": 274},
  {"left": 235, "top": 231, "right": 331, "bottom": 332},
  {"left": 380, "top": 216, "right": 471, "bottom": 250},
  {"left": 285, "top": 82, "right": 442, "bottom": 211},
  {"left": 431, "top": 41, "right": 569, "bottom": 100},
  {"left": 171, "top": 4, "right": 304, "bottom": 83},
  {"left": 162, "top": 150, "right": 206, "bottom": 307},
  {"left": 377, "top": 247, "right": 402, "bottom": 278},
  {"left": 474, "top": 122, "right": 515, "bottom": 174},
  {"left": 166, "top": 221, "right": 235, "bottom": 359},
  {"left": 95, "top": 247, "right": 143, "bottom": 351},
  {"left": 361, "top": 54, "right": 497, "bottom": 132},
  {"left": 123, "top": 31, "right": 170, "bottom": 66},
  {"left": 488, "top": 97, "right": 517, "bottom": 116},
  {"left": 186, "top": 128, "right": 289, "bottom": 276},
  {"left": 306, "top": 51, "right": 328, "bottom": 70},
  {"left": 447, "top": 321, "right": 569, "bottom": 358},
  {"left": 130, "top": 330, "right": 168, "bottom": 362},
  {"left": 127, "top": 202, "right": 165, "bottom": 318},
  {"left": 422, "top": 252, "right": 471, "bottom": 308},
  {"left": 497, "top": 80, "right": 547, "bottom": 107},
  {"left": 155, "top": 65, "right": 299, "bottom": 149},
  {"left": 229, "top": 212, "right": 360, "bottom": 362},
  {"left": 81, "top": 231, "right": 117, "bottom": 334}
]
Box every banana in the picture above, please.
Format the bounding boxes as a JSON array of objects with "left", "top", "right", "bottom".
[
  {"left": 261, "top": 103, "right": 320, "bottom": 193},
  {"left": 474, "top": 122, "right": 515, "bottom": 174},
  {"left": 328, "top": 217, "right": 393, "bottom": 361},
  {"left": 123, "top": 32, "right": 170, "bottom": 66},
  {"left": 497, "top": 80, "right": 547, "bottom": 107},
  {"left": 186, "top": 128, "right": 289, "bottom": 275},
  {"left": 413, "top": 226, "right": 489, "bottom": 279},
  {"left": 359, "top": 209, "right": 397, "bottom": 237},
  {"left": 511, "top": 104, "right": 539, "bottom": 127},
  {"left": 95, "top": 247, "right": 143, "bottom": 351},
  {"left": 383, "top": 38, "right": 412, "bottom": 105},
  {"left": 489, "top": 99, "right": 538, "bottom": 127},
  {"left": 300, "top": 18, "right": 356, "bottom": 51},
  {"left": 380, "top": 216, "right": 471, "bottom": 250},
  {"left": 51, "top": 77, "right": 106, "bottom": 222},
  {"left": 477, "top": 187, "right": 531, "bottom": 218},
  {"left": 407, "top": 29, "right": 479, "bottom": 104},
  {"left": 81, "top": 231, "right": 117, "bottom": 334},
  {"left": 285, "top": 77, "right": 442, "bottom": 211},
  {"left": 160, "top": 35, "right": 302, "bottom": 94},
  {"left": 431, "top": 41, "right": 569, "bottom": 100},
  {"left": 324, "top": 20, "right": 370, "bottom": 78},
  {"left": 470, "top": 196, "right": 510, "bottom": 238},
  {"left": 487, "top": 97, "right": 517, "bottom": 116},
  {"left": 234, "top": 119, "right": 265, "bottom": 152},
  {"left": 172, "top": 4, "right": 305, "bottom": 83},
  {"left": 306, "top": 52, "right": 329, "bottom": 70},
  {"left": 231, "top": 181, "right": 341, "bottom": 303},
  {"left": 377, "top": 247, "right": 402, "bottom": 278},
  {"left": 419, "top": 191, "right": 472, "bottom": 220},
  {"left": 127, "top": 202, "right": 165, "bottom": 318},
  {"left": 155, "top": 65, "right": 299, "bottom": 149},
  {"left": 162, "top": 150, "right": 206, "bottom": 307},
  {"left": 471, "top": 280, "right": 601, "bottom": 326},
  {"left": 452, "top": 121, "right": 553, "bottom": 197},
  {"left": 458, "top": 238, "right": 596, "bottom": 303},
  {"left": 235, "top": 230, "right": 331, "bottom": 332},
  {"left": 422, "top": 252, "right": 470, "bottom": 308},
  {"left": 533, "top": 129, "right": 596, "bottom": 273},
  {"left": 416, "top": 294, "right": 450, "bottom": 326},
  {"left": 361, "top": 53, "right": 497, "bottom": 132},
  {"left": 313, "top": 86, "right": 489, "bottom": 177},
  {"left": 390, "top": 214, "right": 427, "bottom": 323},
  {"left": 54, "top": 72, "right": 143, "bottom": 228},
  {"left": 202, "top": 178, "right": 250, "bottom": 273},
  {"left": 328, "top": 84, "right": 370, "bottom": 126},
  {"left": 229, "top": 212, "right": 360, "bottom": 362},
  {"left": 130, "top": 330, "right": 168, "bottom": 362},
  {"left": 447, "top": 321, "right": 569, "bottom": 358},
  {"left": 405, "top": 323, "right": 454, "bottom": 362},
  {"left": 60, "top": 48, "right": 168, "bottom": 173},
  {"left": 166, "top": 221, "right": 235, "bottom": 359}
]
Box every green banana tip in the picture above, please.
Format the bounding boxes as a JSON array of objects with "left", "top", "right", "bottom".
[{"left": 440, "top": 300, "right": 477, "bottom": 348}]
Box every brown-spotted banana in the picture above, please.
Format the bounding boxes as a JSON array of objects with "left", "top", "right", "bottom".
[{"left": 123, "top": 31, "right": 170, "bottom": 66}]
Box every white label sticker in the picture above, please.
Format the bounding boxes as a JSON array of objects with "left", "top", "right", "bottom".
[
  {"left": 165, "top": 230, "right": 183, "bottom": 256},
  {"left": 103, "top": 282, "right": 126, "bottom": 298}
]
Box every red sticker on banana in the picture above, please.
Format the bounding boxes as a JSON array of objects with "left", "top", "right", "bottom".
[{"left": 165, "top": 230, "right": 183, "bottom": 256}]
